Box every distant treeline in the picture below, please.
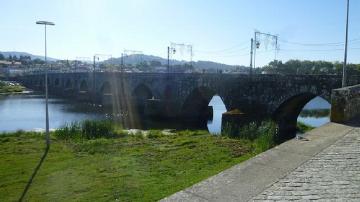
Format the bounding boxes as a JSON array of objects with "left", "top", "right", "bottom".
[
  {"left": 258, "top": 60, "right": 360, "bottom": 75},
  {"left": 299, "top": 109, "right": 330, "bottom": 118}
]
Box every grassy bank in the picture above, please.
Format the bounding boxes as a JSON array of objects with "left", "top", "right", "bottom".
[
  {"left": 0, "top": 121, "right": 277, "bottom": 201},
  {"left": 297, "top": 121, "right": 315, "bottom": 134},
  {"left": 0, "top": 81, "right": 25, "bottom": 93}
]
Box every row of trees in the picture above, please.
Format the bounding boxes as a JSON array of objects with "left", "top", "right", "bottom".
[
  {"left": 0, "top": 53, "right": 45, "bottom": 65},
  {"left": 259, "top": 60, "right": 360, "bottom": 75}
]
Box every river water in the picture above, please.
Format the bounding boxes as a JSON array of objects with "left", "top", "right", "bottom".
[{"left": 0, "top": 93, "right": 330, "bottom": 133}]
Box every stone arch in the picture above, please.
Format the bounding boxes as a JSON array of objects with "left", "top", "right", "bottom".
[
  {"left": 132, "top": 84, "right": 153, "bottom": 114},
  {"left": 79, "top": 80, "right": 88, "bottom": 92},
  {"left": 54, "top": 78, "right": 60, "bottom": 87},
  {"left": 39, "top": 79, "right": 44, "bottom": 87},
  {"left": 65, "top": 79, "right": 73, "bottom": 89},
  {"left": 163, "top": 85, "right": 173, "bottom": 100},
  {"left": 181, "top": 86, "right": 219, "bottom": 119},
  {"left": 47, "top": 78, "right": 51, "bottom": 86},
  {"left": 100, "top": 81, "right": 112, "bottom": 95},
  {"left": 272, "top": 92, "right": 330, "bottom": 141}
]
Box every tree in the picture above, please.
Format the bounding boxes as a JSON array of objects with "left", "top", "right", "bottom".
[
  {"left": 0, "top": 53, "right": 4, "bottom": 60},
  {"left": 150, "top": 60, "right": 162, "bottom": 67}
]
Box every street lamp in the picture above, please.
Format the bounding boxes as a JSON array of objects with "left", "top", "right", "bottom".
[
  {"left": 36, "top": 20, "right": 55, "bottom": 147},
  {"left": 342, "top": 0, "right": 350, "bottom": 87}
]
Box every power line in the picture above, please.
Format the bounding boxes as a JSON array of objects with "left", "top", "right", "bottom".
[
  {"left": 279, "top": 37, "right": 360, "bottom": 47},
  {"left": 279, "top": 47, "right": 360, "bottom": 52},
  {"left": 195, "top": 40, "right": 249, "bottom": 53}
]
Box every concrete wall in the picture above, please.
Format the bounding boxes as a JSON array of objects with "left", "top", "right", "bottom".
[{"left": 331, "top": 84, "right": 360, "bottom": 123}]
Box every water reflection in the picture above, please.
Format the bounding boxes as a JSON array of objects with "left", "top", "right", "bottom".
[
  {"left": 0, "top": 93, "right": 104, "bottom": 132},
  {"left": 0, "top": 93, "right": 330, "bottom": 133}
]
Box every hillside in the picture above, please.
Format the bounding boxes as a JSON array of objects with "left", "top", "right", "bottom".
[
  {"left": 0, "top": 51, "right": 58, "bottom": 61},
  {"left": 105, "top": 54, "right": 247, "bottom": 71}
]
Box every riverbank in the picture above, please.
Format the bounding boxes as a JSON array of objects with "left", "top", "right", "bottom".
[
  {"left": 0, "top": 120, "right": 277, "bottom": 201},
  {"left": 0, "top": 80, "right": 25, "bottom": 94}
]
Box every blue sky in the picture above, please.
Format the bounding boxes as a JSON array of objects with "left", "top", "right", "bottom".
[{"left": 1, "top": 0, "right": 360, "bottom": 66}]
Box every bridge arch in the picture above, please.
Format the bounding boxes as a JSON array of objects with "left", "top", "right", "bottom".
[
  {"left": 65, "top": 79, "right": 73, "bottom": 89},
  {"left": 100, "top": 81, "right": 112, "bottom": 95},
  {"left": 273, "top": 92, "right": 330, "bottom": 141},
  {"left": 79, "top": 80, "right": 88, "bottom": 92},
  {"left": 54, "top": 78, "right": 60, "bottom": 87},
  {"left": 132, "top": 84, "right": 153, "bottom": 114},
  {"left": 181, "top": 86, "right": 223, "bottom": 119}
]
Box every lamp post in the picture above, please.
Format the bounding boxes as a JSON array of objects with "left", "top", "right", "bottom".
[
  {"left": 342, "top": 0, "right": 350, "bottom": 87},
  {"left": 36, "top": 20, "right": 55, "bottom": 147}
]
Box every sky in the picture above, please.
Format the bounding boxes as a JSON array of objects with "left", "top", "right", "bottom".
[{"left": 1, "top": 0, "right": 360, "bottom": 66}]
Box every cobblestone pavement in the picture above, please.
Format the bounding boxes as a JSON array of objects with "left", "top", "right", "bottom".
[{"left": 253, "top": 128, "right": 360, "bottom": 201}]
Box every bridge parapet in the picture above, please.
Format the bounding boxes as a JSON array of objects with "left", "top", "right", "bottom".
[{"left": 331, "top": 84, "right": 360, "bottom": 123}]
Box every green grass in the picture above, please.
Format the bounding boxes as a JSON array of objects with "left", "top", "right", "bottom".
[
  {"left": 0, "top": 81, "right": 25, "bottom": 93},
  {"left": 297, "top": 121, "right": 315, "bottom": 133},
  {"left": 222, "top": 120, "right": 279, "bottom": 152},
  {"left": 0, "top": 126, "right": 264, "bottom": 201}
]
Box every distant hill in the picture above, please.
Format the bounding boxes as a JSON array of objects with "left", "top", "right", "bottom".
[
  {"left": 105, "top": 54, "right": 247, "bottom": 71},
  {"left": 0, "top": 51, "right": 58, "bottom": 61},
  {"left": 0, "top": 51, "right": 248, "bottom": 71}
]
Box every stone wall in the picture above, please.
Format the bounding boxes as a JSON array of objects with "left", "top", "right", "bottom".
[{"left": 331, "top": 84, "right": 360, "bottom": 123}]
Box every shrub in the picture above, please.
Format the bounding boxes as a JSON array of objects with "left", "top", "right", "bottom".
[
  {"left": 222, "top": 120, "right": 279, "bottom": 152},
  {"left": 147, "top": 130, "right": 163, "bottom": 138},
  {"left": 297, "top": 121, "right": 315, "bottom": 134},
  {"left": 81, "top": 120, "right": 114, "bottom": 139},
  {"left": 55, "top": 120, "right": 115, "bottom": 140},
  {"left": 253, "top": 121, "right": 278, "bottom": 152}
]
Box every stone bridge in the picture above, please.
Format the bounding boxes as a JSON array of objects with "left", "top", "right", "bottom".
[{"left": 16, "top": 72, "right": 360, "bottom": 140}]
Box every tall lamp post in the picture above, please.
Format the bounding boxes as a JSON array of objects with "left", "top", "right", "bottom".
[
  {"left": 36, "top": 21, "right": 55, "bottom": 147},
  {"left": 342, "top": 0, "right": 350, "bottom": 87}
]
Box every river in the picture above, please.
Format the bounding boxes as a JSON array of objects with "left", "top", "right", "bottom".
[{"left": 0, "top": 93, "right": 330, "bottom": 133}]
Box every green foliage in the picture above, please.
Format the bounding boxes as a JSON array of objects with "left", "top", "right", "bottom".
[
  {"left": 147, "top": 130, "right": 163, "bottom": 138},
  {"left": 222, "top": 120, "right": 279, "bottom": 153},
  {"left": 176, "top": 130, "right": 209, "bottom": 136},
  {"left": 297, "top": 122, "right": 315, "bottom": 133},
  {"left": 261, "top": 59, "right": 360, "bottom": 75},
  {"left": 54, "top": 120, "right": 116, "bottom": 140},
  {"left": 253, "top": 121, "right": 278, "bottom": 153},
  {"left": 0, "top": 81, "right": 25, "bottom": 94},
  {"left": 299, "top": 109, "right": 330, "bottom": 118}
]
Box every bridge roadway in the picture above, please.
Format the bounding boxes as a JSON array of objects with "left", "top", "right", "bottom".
[{"left": 161, "top": 120, "right": 360, "bottom": 201}]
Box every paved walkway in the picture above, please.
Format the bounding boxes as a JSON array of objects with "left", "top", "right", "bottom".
[
  {"left": 161, "top": 122, "right": 359, "bottom": 202},
  {"left": 253, "top": 127, "right": 360, "bottom": 201}
]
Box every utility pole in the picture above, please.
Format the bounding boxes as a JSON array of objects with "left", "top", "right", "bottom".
[
  {"left": 167, "top": 46, "right": 170, "bottom": 73},
  {"left": 121, "top": 53, "right": 124, "bottom": 73},
  {"left": 254, "top": 32, "right": 257, "bottom": 69},
  {"left": 250, "top": 38, "right": 254, "bottom": 75},
  {"left": 254, "top": 31, "right": 279, "bottom": 69},
  {"left": 190, "top": 45, "right": 193, "bottom": 68},
  {"left": 93, "top": 55, "right": 99, "bottom": 101},
  {"left": 342, "top": 0, "right": 350, "bottom": 87}
]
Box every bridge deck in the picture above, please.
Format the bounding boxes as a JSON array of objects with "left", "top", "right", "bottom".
[{"left": 161, "top": 121, "right": 360, "bottom": 201}]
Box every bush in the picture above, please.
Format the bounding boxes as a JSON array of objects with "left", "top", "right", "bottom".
[
  {"left": 222, "top": 120, "right": 279, "bottom": 152},
  {"left": 147, "top": 130, "right": 163, "bottom": 138},
  {"left": 55, "top": 120, "right": 115, "bottom": 140},
  {"left": 253, "top": 121, "right": 278, "bottom": 152},
  {"left": 82, "top": 120, "right": 114, "bottom": 139},
  {"left": 297, "top": 122, "right": 315, "bottom": 134}
]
